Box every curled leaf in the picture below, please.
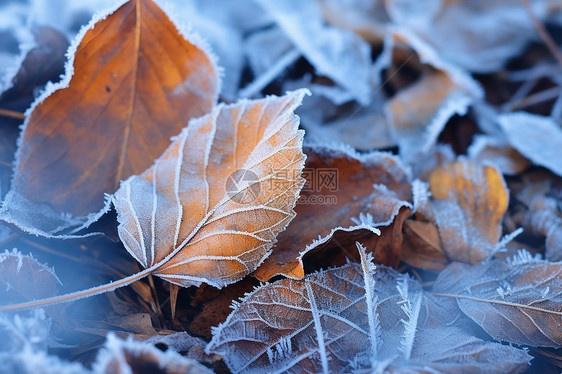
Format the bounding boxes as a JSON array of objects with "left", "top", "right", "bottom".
[
  {"left": 434, "top": 252, "right": 562, "bottom": 347},
  {"left": 430, "top": 159, "right": 509, "bottom": 264},
  {"left": 1, "top": 0, "right": 220, "bottom": 236},
  {"left": 114, "top": 90, "right": 307, "bottom": 289}
]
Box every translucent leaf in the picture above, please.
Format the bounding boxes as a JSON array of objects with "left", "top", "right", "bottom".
[
  {"left": 433, "top": 252, "right": 562, "bottom": 347},
  {"left": 208, "top": 253, "right": 531, "bottom": 373}
]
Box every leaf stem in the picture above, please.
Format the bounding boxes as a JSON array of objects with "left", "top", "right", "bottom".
[
  {"left": 0, "top": 267, "right": 153, "bottom": 311},
  {"left": 0, "top": 108, "right": 25, "bottom": 120}
]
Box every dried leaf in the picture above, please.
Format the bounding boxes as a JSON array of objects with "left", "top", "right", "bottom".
[
  {"left": 378, "top": 29, "right": 483, "bottom": 162},
  {"left": 94, "top": 333, "right": 213, "bottom": 374},
  {"left": 254, "top": 144, "right": 412, "bottom": 281},
  {"left": 0, "top": 248, "right": 61, "bottom": 305},
  {"left": 255, "top": 0, "right": 372, "bottom": 105},
  {"left": 468, "top": 134, "right": 531, "bottom": 176},
  {"left": 433, "top": 252, "right": 562, "bottom": 347},
  {"left": 320, "top": 0, "right": 389, "bottom": 44},
  {"left": 0, "top": 344, "right": 87, "bottom": 374},
  {"left": 512, "top": 173, "right": 562, "bottom": 262},
  {"left": 498, "top": 112, "right": 562, "bottom": 177},
  {"left": 208, "top": 247, "right": 531, "bottom": 373},
  {"left": 114, "top": 90, "right": 307, "bottom": 289},
  {"left": 385, "top": 0, "right": 561, "bottom": 72},
  {"left": 430, "top": 159, "right": 509, "bottom": 264},
  {"left": 401, "top": 219, "right": 448, "bottom": 272},
  {"left": 1, "top": 0, "right": 220, "bottom": 236}
]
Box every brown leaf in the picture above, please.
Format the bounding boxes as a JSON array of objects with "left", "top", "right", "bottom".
[
  {"left": 430, "top": 159, "right": 508, "bottom": 264},
  {"left": 2, "top": 0, "right": 219, "bottom": 235},
  {"left": 401, "top": 219, "right": 448, "bottom": 272},
  {"left": 114, "top": 90, "right": 307, "bottom": 289},
  {"left": 254, "top": 144, "right": 413, "bottom": 281}
]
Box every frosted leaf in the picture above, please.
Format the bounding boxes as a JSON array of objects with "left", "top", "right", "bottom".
[
  {"left": 468, "top": 134, "right": 531, "bottom": 176},
  {"left": 377, "top": 28, "right": 483, "bottom": 163},
  {"left": 320, "top": 0, "right": 389, "bottom": 44},
  {"left": 254, "top": 0, "right": 372, "bottom": 105},
  {"left": 300, "top": 96, "right": 396, "bottom": 151},
  {"left": 385, "top": 0, "right": 562, "bottom": 73},
  {"left": 498, "top": 112, "right": 562, "bottom": 177},
  {"left": 0, "top": 249, "right": 61, "bottom": 305},
  {"left": 208, "top": 261, "right": 531, "bottom": 373},
  {"left": 0, "top": 345, "right": 87, "bottom": 374},
  {"left": 514, "top": 174, "right": 562, "bottom": 261},
  {"left": 114, "top": 90, "right": 308, "bottom": 289},
  {"left": 254, "top": 143, "right": 412, "bottom": 281},
  {"left": 93, "top": 333, "right": 213, "bottom": 374},
  {"left": 434, "top": 255, "right": 562, "bottom": 347},
  {"left": 429, "top": 159, "right": 509, "bottom": 264}
]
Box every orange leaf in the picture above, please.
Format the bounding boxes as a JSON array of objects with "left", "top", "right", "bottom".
[
  {"left": 113, "top": 90, "right": 307, "bottom": 288},
  {"left": 429, "top": 159, "right": 508, "bottom": 264},
  {"left": 2, "top": 0, "right": 219, "bottom": 235},
  {"left": 0, "top": 90, "right": 307, "bottom": 311},
  {"left": 254, "top": 144, "right": 413, "bottom": 281}
]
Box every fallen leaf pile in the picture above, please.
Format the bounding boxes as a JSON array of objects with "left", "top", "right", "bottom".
[{"left": 0, "top": 0, "right": 561, "bottom": 373}]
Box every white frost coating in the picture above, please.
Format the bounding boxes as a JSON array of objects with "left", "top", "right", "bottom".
[
  {"left": 434, "top": 258, "right": 562, "bottom": 347},
  {"left": 357, "top": 243, "right": 380, "bottom": 364},
  {"left": 396, "top": 275, "right": 422, "bottom": 360},
  {"left": 498, "top": 112, "right": 562, "bottom": 177},
  {"left": 2, "top": 0, "right": 222, "bottom": 238},
  {"left": 93, "top": 333, "right": 213, "bottom": 374},
  {"left": 208, "top": 263, "right": 532, "bottom": 373},
  {"left": 0, "top": 29, "right": 35, "bottom": 95},
  {"left": 375, "top": 27, "right": 483, "bottom": 163},
  {"left": 506, "top": 249, "right": 543, "bottom": 266},
  {"left": 0, "top": 248, "right": 62, "bottom": 286},
  {"left": 255, "top": 0, "right": 372, "bottom": 105},
  {"left": 304, "top": 280, "right": 330, "bottom": 374},
  {"left": 112, "top": 89, "right": 309, "bottom": 289}
]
